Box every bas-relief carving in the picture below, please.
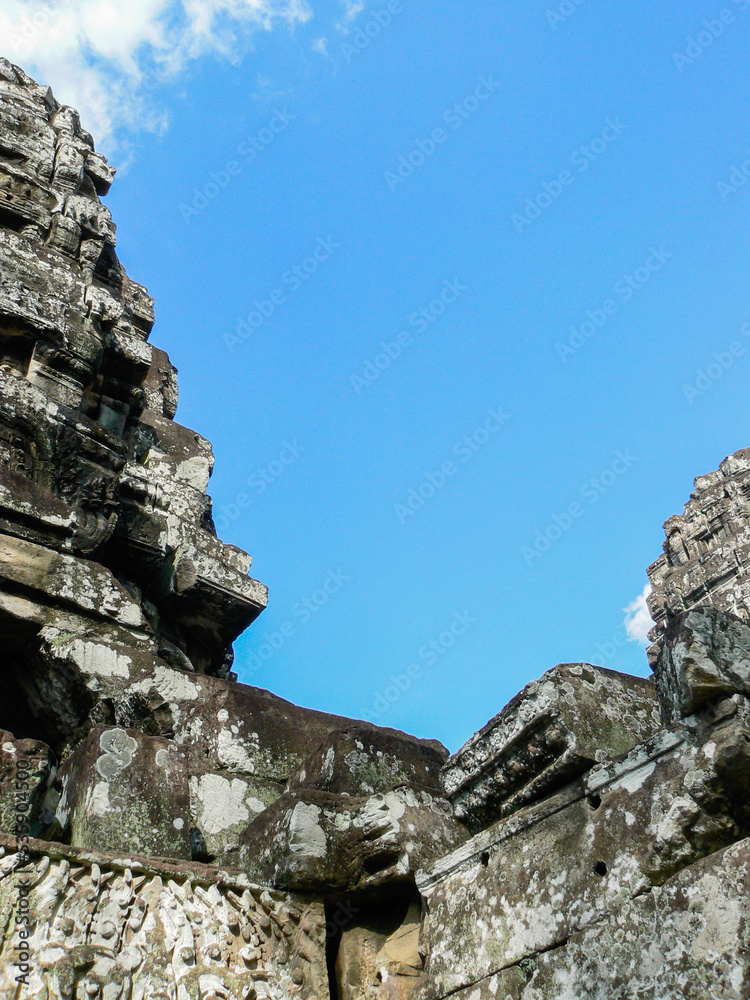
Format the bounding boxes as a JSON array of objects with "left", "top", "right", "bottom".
[{"left": 0, "top": 849, "right": 327, "bottom": 1000}]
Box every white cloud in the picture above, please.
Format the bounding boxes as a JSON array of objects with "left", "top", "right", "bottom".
[
  {"left": 623, "top": 584, "right": 655, "bottom": 646},
  {"left": 312, "top": 36, "right": 328, "bottom": 55},
  {"left": 336, "top": 0, "right": 365, "bottom": 32},
  {"left": 0, "top": 0, "right": 312, "bottom": 153},
  {"left": 341, "top": 0, "right": 365, "bottom": 21}
]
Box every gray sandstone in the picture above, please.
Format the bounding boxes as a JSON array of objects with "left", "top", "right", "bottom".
[
  {"left": 1, "top": 58, "right": 750, "bottom": 999},
  {"left": 647, "top": 446, "right": 750, "bottom": 663},
  {"left": 442, "top": 661, "right": 661, "bottom": 832}
]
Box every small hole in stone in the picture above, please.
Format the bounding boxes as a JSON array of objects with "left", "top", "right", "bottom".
[
  {"left": 480, "top": 851, "right": 490, "bottom": 867},
  {"left": 593, "top": 861, "right": 607, "bottom": 877},
  {"left": 588, "top": 793, "right": 602, "bottom": 810}
]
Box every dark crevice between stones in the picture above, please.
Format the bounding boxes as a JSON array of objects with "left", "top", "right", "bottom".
[
  {"left": 325, "top": 886, "right": 421, "bottom": 1000},
  {"left": 0, "top": 205, "right": 27, "bottom": 232},
  {"left": 362, "top": 849, "right": 402, "bottom": 874},
  {"left": 189, "top": 827, "right": 214, "bottom": 864},
  {"left": 0, "top": 669, "right": 48, "bottom": 745},
  {"left": 324, "top": 900, "right": 343, "bottom": 1000}
]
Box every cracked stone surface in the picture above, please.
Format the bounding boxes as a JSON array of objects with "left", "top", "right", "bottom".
[
  {"left": 439, "top": 838, "right": 750, "bottom": 999},
  {"left": 2, "top": 58, "right": 750, "bottom": 1000}
]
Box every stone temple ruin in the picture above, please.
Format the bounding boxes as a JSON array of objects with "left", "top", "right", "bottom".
[{"left": 1, "top": 59, "right": 750, "bottom": 999}]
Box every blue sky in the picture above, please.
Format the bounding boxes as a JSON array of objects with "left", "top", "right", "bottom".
[{"left": 7, "top": 0, "right": 750, "bottom": 751}]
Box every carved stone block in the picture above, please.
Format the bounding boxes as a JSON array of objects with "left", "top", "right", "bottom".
[
  {"left": 442, "top": 663, "right": 661, "bottom": 831},
  {"left": 655, "top": 606, "right": 750, "bottom": 723},
  {"left": 0, "top": 839, "right": 330, "bottom": 999},
  {"left": 647, "top": 447, "right": 750, "bottom": 661}
]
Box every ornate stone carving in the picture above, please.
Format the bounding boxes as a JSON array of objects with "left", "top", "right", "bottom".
[
  {"left": 442, "top": 663, "right": 661, "bottom": 832},
  {"left": 0, "top": 841, "right": 328, "bottom": 999}
]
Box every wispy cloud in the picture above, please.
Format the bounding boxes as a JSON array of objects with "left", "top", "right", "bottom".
[
  {"left": 623, "top": 583, "right": 654, "bottom": 646},
  {"left": 0, "top": 0, "right": 312, "bottom": 153},
  {"left": 336, "top": 0, "right": 365, "bottom": 32}
]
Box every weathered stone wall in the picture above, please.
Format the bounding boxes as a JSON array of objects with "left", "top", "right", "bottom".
[
  {"left": 418, "top": 693, "right": 750, "bottom": 997},
  {"left": 425, "top": 838, "right": 750, "bottom": 999},
  {"left": 2, "top": 58, "right": 750, "bottom": 1000},
  {"left": 14, "top": 624, "right": 452, "bottom": 869}
]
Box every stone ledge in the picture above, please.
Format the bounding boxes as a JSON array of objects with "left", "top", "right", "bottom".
[{"left": 442, "top": 663, "right": 660, "bottom": 831}]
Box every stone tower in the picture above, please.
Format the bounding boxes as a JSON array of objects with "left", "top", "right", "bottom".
[{"left": 646, "top": 446, "right": 750, "bottom": 663}]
